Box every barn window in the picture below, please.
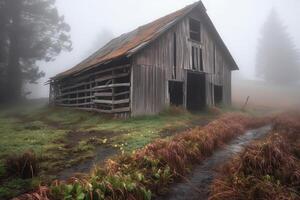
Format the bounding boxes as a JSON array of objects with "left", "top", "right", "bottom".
[
  {"left": 191, "top": 45, "right": 203, "bottom": 71},
  {"left": 189, "top": 18, "right": 201, "bottom": 42},
  {"left": 192, "top": 46, "right": 196, "bottom": 70},
  {"left": 199, "top": 48, "right": 203, "bottom": 71},
  {"left": 173, "top": 32, "right": 177, "bottom": 79}
]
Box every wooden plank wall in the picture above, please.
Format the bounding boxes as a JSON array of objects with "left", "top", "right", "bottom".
[
  {"left": 131, "top": 21, "right": 190, "bottom": 115},
  {"left": 131, "top": 9, "right": 234, "bottom": 115},
  {"left": 201, "top": 15, "right": 215, "bottom": 106},
  {"left": 223, "top": 65, "right": 232, "bottom": 105},
  {"left": 52, "top": 64, "right": 131, "bottom": 115},
  {"left": 132, "top": 21, "right": 190, "bottom": 82},
  {"left": 131, "top": 65, "right": 166, "bottom": 116}
]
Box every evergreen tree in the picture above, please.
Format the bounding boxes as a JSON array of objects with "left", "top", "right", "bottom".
[
  {"left": 0, "top": 0, "right": 72, "bottom": 103},
  {"left": 256, "top": 9, "right": 299, "bottom": 85}
]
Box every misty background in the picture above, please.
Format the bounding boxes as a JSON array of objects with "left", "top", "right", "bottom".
[{"left": 28, "top": 0, "right": 300, "bottom": 107}]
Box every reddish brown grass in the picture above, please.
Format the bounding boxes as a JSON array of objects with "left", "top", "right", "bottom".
[
  {"left": 209, "top": 112, "right": 300, "bottom": 200},
  {"left": 5, "top": 150, "right": 39, "bottom": 179},
  {"left": 12, "top": 186, "right": 49, "bottom": 200}
]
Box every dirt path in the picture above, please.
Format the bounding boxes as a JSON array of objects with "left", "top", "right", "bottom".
[
  {"left": 156, "top": 125, "right": 272, "bottom": 200},
  {"left": 57, "top": 145, "right": 118, "bottom": 180},
  {"left": 56, "top": 130, "right": 122, "bottom": 180}
]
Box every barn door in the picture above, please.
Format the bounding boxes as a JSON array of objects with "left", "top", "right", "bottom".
[
  {"left": 214, "top": 85, "right": 223, "bottom": 105},
  {"left": 186, "top": 71, "right": 206, "bottom": 111},
  {"left": 169, "top": 81, "right": 183, "bottom": 106}
]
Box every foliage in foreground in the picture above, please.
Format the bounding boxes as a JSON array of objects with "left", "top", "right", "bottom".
[
  {"left": 209, "top": 112, "right": 300, "bottom": 200},
  {"left": 13, "top": 113, "right": 270, "bottom": 200}
]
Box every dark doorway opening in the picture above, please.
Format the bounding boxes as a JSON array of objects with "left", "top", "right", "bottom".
[
  {"left": 169, "top": 81, "right": 183, "bottom": 106},
  {"left": 186, "top": 72, "right": 206, "bottom": 110},
  {"left": 214, "top": 85, "right": 223, "bottom": 105}
]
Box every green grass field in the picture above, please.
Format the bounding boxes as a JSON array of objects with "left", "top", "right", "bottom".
[{"left": 0, "top": 103, "right": 217, "bottom": 199}]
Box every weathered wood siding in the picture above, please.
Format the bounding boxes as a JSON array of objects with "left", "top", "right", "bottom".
[
  {"left": 132, "top": 20, "right": 190, "bottom": 82},
  {"left": 131, "top": 65, "right": 166, "bottom": 116},
  {"left": 223, "top": 64, "right": 232, "bottom": 105},
  {"left": 131, "top": 20, "right": 190, "bottom": 115},
  {"left": 131, "top": 9, "right": 233, "bottom": 115},
  {"left": 190, "top": 9, "right": 232, "bottom": 106},
  {"left": 131, "top": 11, "right": 231, "bottom": 116},
  {"left": 201, "top": 15, "right": 215, "bottom": 106},
  {"left": 51, "top": 62, "right": 131, "bottom": 116}
]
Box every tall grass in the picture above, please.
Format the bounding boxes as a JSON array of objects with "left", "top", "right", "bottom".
[
  {"left": 209, "top": 112, "right": 300, "bottom": 200},
  {"left": 14, "top": 113, "right": 270, "bottom": 200},
  {"left": 5, "top": 150, "right": 39, "bottom": 179}
]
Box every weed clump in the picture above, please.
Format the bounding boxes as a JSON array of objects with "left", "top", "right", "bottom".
[
  {"left": 161, "top": 106, "right": 188, "bottom": 116},
  {"left": 208, "top": 106, "right": 222, "bottom": 115},
  {"left": 11, "top": 186, "right": 49, "bottom": 200},
  {"left": 5, "top": 150, "right": 39, "bottom": 179}
]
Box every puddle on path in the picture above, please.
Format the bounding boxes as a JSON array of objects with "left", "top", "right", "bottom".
[{"left": 156, "top": 125, "right": 272, "bottom": 200}]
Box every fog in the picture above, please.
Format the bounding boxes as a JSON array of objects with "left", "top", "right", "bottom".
[{"left": 28, "top": 0, "right": 300, "bottom": 107}]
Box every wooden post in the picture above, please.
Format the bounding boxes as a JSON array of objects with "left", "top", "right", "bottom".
[
  {"left": 49, "top": 82, "right": 53, "bottom": 105},
  {"left": 111, "top": 70, "right": 115, "bottom": 112},
  {"left": 89, "top": 78, "right": 92, "bottom": 108},
  {"left": 242, "top": 96, "right": 250, "bottom": 111}
]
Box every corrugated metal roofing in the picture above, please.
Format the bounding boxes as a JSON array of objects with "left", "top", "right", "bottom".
[{"left": 54, "top": 1, "right": 237, "bottom": 79}]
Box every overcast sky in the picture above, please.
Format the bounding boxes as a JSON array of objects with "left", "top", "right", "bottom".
[{"left": 29, "top": 0, "right": 300, "bottom": 98}]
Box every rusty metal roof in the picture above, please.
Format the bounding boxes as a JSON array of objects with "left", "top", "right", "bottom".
[{"left": 54, "top": 1, "right": 237, "bottom": 79}]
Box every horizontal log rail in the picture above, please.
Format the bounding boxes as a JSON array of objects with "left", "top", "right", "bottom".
[
  {"left": 54, "top": 64, "right": 131, "bottom": 115},
  {"left": 56, "top": 102, "right": 93, "bottom": 107},
  {"left": 93, "top": 83, "right": 130, "bottom": 90},
  {"left": 55, "top": 95, "right": 94, "bottom": 102},
  {"left": 95, "top": 72, "right": 129, "bottom": 83},
  {"left": 76, "top": 107, "right": 130, "bottom": 114},
  {"left": 66, "top": 64, "right": 130, "bottom": 84},
  {"left": 61, "top": 81, "right": 93, "bottom": 92},
  {"left": 56, "top": 88, "right": 92, "bottom": 97},
  {"left": 94, "top": 92, "right": 112, "bottom": 97},
  {"left": 93, "top": 98, "right": 130, "bottom": 105},
  {"left": 59, "top": 83, "right": 130, "bottom": 97},
  {"left": 56, "top": 88, "right": 130, "bottom": 102},
  {"left": 114, "top": 91, "right": 130, "bottom": 97},
  {"left": 94, "top": 91, "right": 130, "bottom": 97},
  {"left": 60, "top": 71, "right": 130, "bottom": 92},
  {"left": 94, "top": 107, "right": 130, "bottom": 114}
]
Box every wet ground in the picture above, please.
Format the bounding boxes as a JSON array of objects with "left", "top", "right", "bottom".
[
  {"left": 66, "top": 129, "right": 121, "bottom": 146},
  {"left": 156, "top": 125, "right": 272, "bottom": 200},
  {"left": 57, "top": 117, "right": 213, "bottom": 180},
  {"left": 56, "top": 129, "right": 121, "bottom": 180},
  {"left": 57, "top": 145, "right": 118, "bottom": 180}
]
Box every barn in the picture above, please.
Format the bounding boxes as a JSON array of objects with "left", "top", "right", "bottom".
[{"left": 49, "top": 1, "right": 238, "bottom": 117}]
